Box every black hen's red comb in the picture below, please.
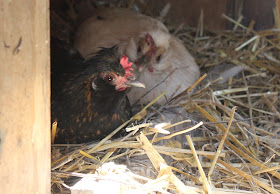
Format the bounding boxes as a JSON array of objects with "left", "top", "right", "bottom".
[{"left": 120, "top": 55, "right": 133, "bottom": 78}]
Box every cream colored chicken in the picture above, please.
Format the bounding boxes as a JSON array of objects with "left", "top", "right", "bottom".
[{"left": 74, "top": 8, "right": 200, "bottom": 105}]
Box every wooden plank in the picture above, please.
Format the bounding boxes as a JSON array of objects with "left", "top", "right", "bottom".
[
  {"left": 143, "top": 0, "right": 275, "bottom": 30},
  {"left": 225, "top": 0, "right": 244, "bottom": 29},
  {"left": 276, "top": 0, "right": 280, "bottom": 17},
  {"left": 0, "top": 0, "right": 50, "bottom": 193},
  {"left": 149, "top": 0, "right": 227, "bottom": 30},
  {"left": 242, "top": 0, "right": 275, "bottom": 30}
]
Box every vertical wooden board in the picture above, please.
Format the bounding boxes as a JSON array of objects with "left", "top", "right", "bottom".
[
  {"left": 0, "top": 0, "right": 50, "bottom": 193},
  {"left": 276, "top": 0, "right": 280, "bottom": 19},
  {"left": 242, "top": 0, "right": 275, "bottom": 30}
]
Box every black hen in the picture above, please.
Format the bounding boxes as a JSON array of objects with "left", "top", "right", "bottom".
[{"left": 51, "top": 39, "right": 145, "bottom": 144}]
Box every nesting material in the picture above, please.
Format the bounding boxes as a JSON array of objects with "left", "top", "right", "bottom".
[
  {"left": 68, "top": 162, "right": 170, "bottom": 194},
  {"left": 51, "top": 1, "right": 280, "bottom": 194}
]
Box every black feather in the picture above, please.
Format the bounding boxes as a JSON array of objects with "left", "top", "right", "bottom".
[{"left": 51, "top": 38, "right": 131, "bottom": 144}]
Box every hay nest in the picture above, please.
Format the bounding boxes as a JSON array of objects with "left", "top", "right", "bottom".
[{"left": 51, "top": 1, "right": 280, "bottom": 193}]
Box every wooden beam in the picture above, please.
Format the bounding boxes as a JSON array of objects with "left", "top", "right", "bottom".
[
  {"left": 0, "top": 0, "right": 50, "bottom": 193},
  {"left": 277, "top": 0, "right": 280, "bottom": 13}
]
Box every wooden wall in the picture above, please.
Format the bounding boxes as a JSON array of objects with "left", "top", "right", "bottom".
[
  {"left": 0, "top": 1, "right": 50, "bottom": 193},
  {"left": 242, "top": 0, "right": 275, "bottom": 30},
  {"left": 51, "top": 0, "right": 277, "bottom": 31},
  {"left": 152, "top": 0, "right": 227, "bottom": 30},
  {"left": 151, "top": 0, "right": 276, "bottom": 30}
]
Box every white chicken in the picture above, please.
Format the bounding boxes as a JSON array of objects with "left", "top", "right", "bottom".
[{"left": 74, "top": 8, "right": 200, "bottom": 105}]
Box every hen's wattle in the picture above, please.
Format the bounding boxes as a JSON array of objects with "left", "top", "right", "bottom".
[{"left": 51, "top": 39, "right": 144, "bottom": 144}]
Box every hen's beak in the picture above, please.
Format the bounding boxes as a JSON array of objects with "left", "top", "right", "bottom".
[{"left": 125, "top": 80, "right": 145, "bottom": 88}]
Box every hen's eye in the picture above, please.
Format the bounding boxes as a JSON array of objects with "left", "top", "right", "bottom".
[
  {"left": 105, "top": 74, "right": 114, "bottom": 82},
  {"left": 156, "top": 55, "right": 162, "bottom": 62},
  {"left": 137, "top": 46, "right": 141, "bottom": 53}
]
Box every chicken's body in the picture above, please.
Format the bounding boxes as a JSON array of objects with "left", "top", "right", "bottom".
[
  {"left": 74, "top": 8, "right": 200, "bottom": 105},
  {"left": 128, "top": 36, "right": 199, "bottom": 105},
  {"left": 74, "top": 8, "right": 169, "bottom": 60},
  {"left": 51, "top": 39, "right": 143, "bottom": 144}
]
